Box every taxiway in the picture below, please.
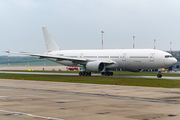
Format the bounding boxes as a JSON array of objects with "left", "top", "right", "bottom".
[{"left": 0, "top": 79, "right": 180, "bottom": 120}]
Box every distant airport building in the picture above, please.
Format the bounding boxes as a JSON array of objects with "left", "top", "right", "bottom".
[{"left": 167, "top": 51, "right": 180, "bottom": 61}]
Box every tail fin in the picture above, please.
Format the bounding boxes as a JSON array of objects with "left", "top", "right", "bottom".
[{"left": 42, "top": 27, "right": 60, "bottom": 52}]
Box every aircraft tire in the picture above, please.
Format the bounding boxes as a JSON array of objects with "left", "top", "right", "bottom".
[
  {"left": 82, "top": 71, "right": 85, "bottom": 76},
  {"left": 102, "top": 72, "right": 113, "bottom": 76},
  {"left": 108, "top": 72, "right": 110, "bottom": 76},
  {"left": 89, "top": 72, "right": 91, "bottom": 76},
  {"left": 79, "top": 72, "right": 82, "bottom": 76},
  {"left": 105, "top": 72, "right": 109, "bottom": 76},
  {"left": 101, "top": 72, "right": 105, "bottom": 75},
  {"left": 157, "top": 74, "right": 162, "bottom": 78}
]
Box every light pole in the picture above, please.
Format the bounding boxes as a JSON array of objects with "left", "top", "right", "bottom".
[
  {"left": 170, "top": 42, "right": 172, "bottom": 51},
  {"left": 133, "top": 36, "right": 135, "bottom": 49},
  {"left": 8, "top": 51, "right": 10, "bottom": 67},
  {"left": 101, "top": 31, "right": 104, "bottom": 50}
]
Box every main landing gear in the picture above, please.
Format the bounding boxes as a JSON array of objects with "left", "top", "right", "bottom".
[
  {"left": 79, "top": 71, "right": 91, "bottom": 76},
  {"left": 157, "top": 71, "right": 162, "bottom": 78},
  {"left": 101, "top": 71, "right": 113, "bottom": 76},
  {"left": 78, "top": 70, "right": 114, "bottom": 76}
]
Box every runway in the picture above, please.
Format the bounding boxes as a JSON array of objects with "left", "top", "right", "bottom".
[
  {"left": 1, "top": 71, "right": 180, "bottom": 80},
  {"left": 0, "top": 79, "right": 180, "bottom": 120}
]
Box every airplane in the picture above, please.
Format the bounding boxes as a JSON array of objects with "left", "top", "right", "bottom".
[{"left": 6, "top": 27, "right": 178, "bottom": 78}]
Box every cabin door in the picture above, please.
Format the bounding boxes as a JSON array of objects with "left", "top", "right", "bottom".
[
  {"left": 80, "top": 53, "right": 84, "bottom": 58},
  {"left": 122, "top": 53, "right": 127, "bottom": 67},
  {"left": 150, "top": 53, "right": 155, "bottom": 66}
]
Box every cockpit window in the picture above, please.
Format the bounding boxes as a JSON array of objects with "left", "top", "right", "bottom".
[
  {"left": 165, "top": 55, "right": 169, "bottom": 58},
  {"left": 165, "top": 55, "right": 173, "bottom": 58}
]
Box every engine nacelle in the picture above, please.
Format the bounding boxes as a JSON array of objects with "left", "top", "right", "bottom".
[
  {"left": 86, "top": 61, "right": 105, "bottom": 72},
  {"left": 127, "top": 69, "right": 143, "bottom": 72}
]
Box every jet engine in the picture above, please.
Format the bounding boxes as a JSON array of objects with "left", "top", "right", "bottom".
[{"left": 86, "top": 61, "right": 105, "bottom": 72}]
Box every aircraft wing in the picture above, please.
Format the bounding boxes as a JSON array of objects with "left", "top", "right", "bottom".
[
  {"left": 31, "top": 54, "right": 88, "bottom": 63},
  {"left": 5, "top": 51, "right": 115, "bottom": 64},
  {"left": 32, "top": 54, "right": 116, "bottom": 64}
]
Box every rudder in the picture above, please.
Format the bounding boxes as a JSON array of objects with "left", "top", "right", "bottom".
[{"left": 42, "top": 27, "right": 60, "bottom": 52}]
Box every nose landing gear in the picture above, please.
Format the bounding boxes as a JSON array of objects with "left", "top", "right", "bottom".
[{"left": 157, "top": 71, "right": 162, "bottom": 78}]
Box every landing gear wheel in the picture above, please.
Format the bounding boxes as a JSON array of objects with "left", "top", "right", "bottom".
[
  {"left": 88, "top": 72, "right": 91, "bottom": 76},
  {"left": 101, "top": 72, "right": 105, "bottom": 75},
  {"left": 157, "top": 74, "right": 162, "bottom": 78},
  {"left": 79, "top": 71, "right": 91, "bottom": 76},
  {"left": 101, "top": 71, "right": 114, "bottom": 76},
  {"left": 107, "top": 72, "right": 110, "bottom": 76},
  {"left": 85, "top": 72, "right": 88, "bottom": 76},
  {"left": 82, "top": 71, "right": 85, "bottom": 76},
  {"left": 79, "top": 72, "right": 82, "bottom": 76}
]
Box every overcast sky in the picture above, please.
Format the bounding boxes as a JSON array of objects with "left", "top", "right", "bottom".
[{"left": 1, "top": 0, "right": 180, "bottom": 55}]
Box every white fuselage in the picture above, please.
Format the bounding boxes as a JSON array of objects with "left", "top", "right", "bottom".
[{"left": 45, "top": 49, "right": 177, "bottom": 69}]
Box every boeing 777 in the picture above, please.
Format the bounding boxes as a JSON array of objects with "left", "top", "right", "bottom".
[{"left": 6, "top": 27, "right": 178, "bottom": 78}]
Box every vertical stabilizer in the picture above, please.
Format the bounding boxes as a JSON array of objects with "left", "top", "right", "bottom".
[{"left": 42, "top": 27, "right": 60, "bottom": 52}]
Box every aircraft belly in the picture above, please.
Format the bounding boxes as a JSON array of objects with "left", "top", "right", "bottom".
[{"left": 120, "top": 58, "right": 145, "bottom": 69}]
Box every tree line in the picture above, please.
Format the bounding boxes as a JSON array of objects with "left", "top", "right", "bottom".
[{"left": 0, "top": 56, "right": 44, "bottom": 64}]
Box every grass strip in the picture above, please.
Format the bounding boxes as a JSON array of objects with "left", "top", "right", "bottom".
[{"left": 0, "top": 73, "right": 180, "bottom": 88}]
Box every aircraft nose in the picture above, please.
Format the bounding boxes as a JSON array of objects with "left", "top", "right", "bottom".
[
  {"left": 172, "top": 58, "right": 178, "bottom": 64},
  {"left": 164, "top": 57, "right": 178, "bottom": 66}
]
